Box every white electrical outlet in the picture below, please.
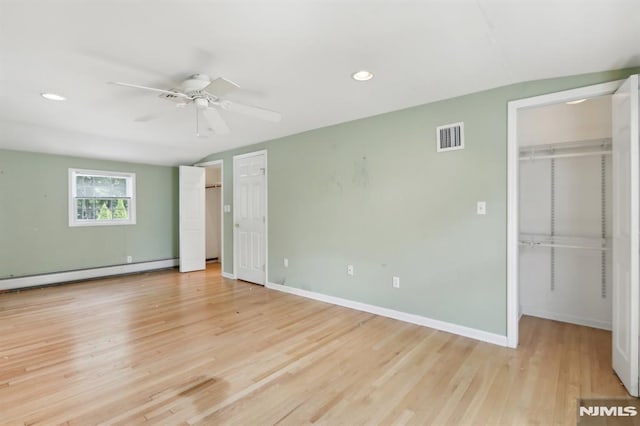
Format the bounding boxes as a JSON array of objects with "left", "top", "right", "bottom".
[
  {"left": 476, "top": 201, "right": 487, "bottom": 215},
  {"left": 284, "top": 258, "right": 289, "bottom": 268},
  {"left": 392, "top": 276, "right": 400, "bottom": 288},
  {"left": 347, "top": 265, "right": 354, "bottom": 276},
  {"left": 224, "top": 205, "right": 231, "bottom": 213},
  {"left": 126, "top": 256, "right": 133, "bottom": 263}
]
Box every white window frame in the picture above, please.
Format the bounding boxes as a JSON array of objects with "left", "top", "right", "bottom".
[{"left": 68, "top": 168, "right": 137, "bottom": 227}]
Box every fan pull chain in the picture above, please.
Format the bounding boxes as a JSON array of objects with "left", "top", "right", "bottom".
[{"left": 195, "top": 108, "right": 200, "bottom": 137}]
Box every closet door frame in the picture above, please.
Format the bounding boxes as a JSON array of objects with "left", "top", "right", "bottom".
[
  {"left": 506, "top": 80, "right": 623, "bottom": 348},
  {"left": 194, "top": 159, "right": 225, "bottom": 273}
]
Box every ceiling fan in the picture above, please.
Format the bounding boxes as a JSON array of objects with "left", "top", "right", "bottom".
[{"left": 108, "top": 74, "right": 282, "bottom": 136}]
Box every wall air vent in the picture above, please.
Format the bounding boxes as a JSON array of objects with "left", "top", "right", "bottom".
[{"left": 436, "top": 122, "right": 464, "bottom": 152}]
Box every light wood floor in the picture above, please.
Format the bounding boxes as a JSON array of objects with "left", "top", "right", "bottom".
[{"left": 0, "top": 264, "right": 628, "bottom": 425}]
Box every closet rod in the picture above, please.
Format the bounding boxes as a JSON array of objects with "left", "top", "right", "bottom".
[
  {"left": 518, "top": 241, "right": 608, "bottom": 251},
  {"left": 519, "top": 137, "right": 611, "bottom": 151},
  {"left": 519, "top": 151, "right": 611, "bottom": 161}
]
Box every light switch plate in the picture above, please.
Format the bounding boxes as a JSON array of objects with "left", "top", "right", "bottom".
[{"left": 477, "top": 201, "right": 487, "bottom": 215}]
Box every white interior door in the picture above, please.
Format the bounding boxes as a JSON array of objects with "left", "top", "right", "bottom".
[
  {"left": 179, "top": 165, "right": 206, "bottom": 273},
  {"left": 234, "top": 152, "right": 266, "bottom": 284},
  {"left": 612, "top": 74, "right": 639, "bottom": 396}
]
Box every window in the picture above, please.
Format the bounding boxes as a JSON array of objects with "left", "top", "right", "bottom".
[{"left": 68, "top": 168, "right": 136, "bottom": 227}]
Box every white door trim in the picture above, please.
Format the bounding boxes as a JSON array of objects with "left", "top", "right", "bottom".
[
  {"left": 506, "top": 80, "right": 622, "bottom": 348},
  {"left": 194, "top": 159, "right": 225, "bottom": 273},
  {"left": 232, "top": 150, "right": 268, "bottom": 283}
]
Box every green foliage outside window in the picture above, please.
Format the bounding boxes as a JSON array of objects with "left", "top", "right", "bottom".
[
  {"left": 97, "top": 203, "right": 113, "bottom": 220},
  {"left": 113, "top": 199, "right": 128, "bottom": 219}
]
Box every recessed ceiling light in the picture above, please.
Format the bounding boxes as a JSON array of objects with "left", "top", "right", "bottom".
[
  {"left": 352, "top": 70, "right": 374, "bottom": 81},
  {"left": 566, "top": 99, "right": 586, "bottom": 105},
  {"left": 41, "top": 92, "right": 66, "bottom": 101}
]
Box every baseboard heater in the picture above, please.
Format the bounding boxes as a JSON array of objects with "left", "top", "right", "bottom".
[{"left": 0, "top": 258, "right": 179, "bottom": 292}]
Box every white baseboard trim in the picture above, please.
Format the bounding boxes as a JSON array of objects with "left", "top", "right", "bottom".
[
  {"left": 221, "top": 272, "right": 236, "bottom": 279},
  {"left": 266, "top": 282, "right": 508, "bottom": 347},
  {"left": 0, "top": 259, "right": 179, "bottom": 291},
  {"left": 521, "top": 306, "right": 611, "bottom": 330}
]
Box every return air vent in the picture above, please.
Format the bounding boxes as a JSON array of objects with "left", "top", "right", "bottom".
[{"left": 436, "top": 122, "right": 464, "bottom": 152}]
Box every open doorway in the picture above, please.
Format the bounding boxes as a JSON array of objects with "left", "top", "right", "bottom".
[
  {"left": 518, "top": 95, "right": 612, "bottom": 330},
  {"left": 205, "top": 165, "right": 222, "bottom": 264},
  {"left": 507, "top": 76, "right": 640, "bottom": 396},
  {"left": 198, "top": 160, "right": 224, "bottom": 276}
]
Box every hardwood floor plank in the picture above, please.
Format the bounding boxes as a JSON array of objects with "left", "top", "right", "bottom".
[{"left": 0, "top": 264, "right": 628, "bottom": 425}]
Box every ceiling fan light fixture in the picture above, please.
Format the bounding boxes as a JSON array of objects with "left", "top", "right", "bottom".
[
  {"left": 40, "top": 92, "right": 66, "bottom": 101},
  {"left": 352, "top": 70, "right": 374, "bottom": 81},
  {"left": 108, "top": 74, "right": 282, "bottom": 136},
  {"left": 194, "top": 98, "right": 209, "bottom": 108}
]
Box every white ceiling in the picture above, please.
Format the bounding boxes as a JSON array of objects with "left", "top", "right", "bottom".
[
  {"left": 519, "top": 95, "right": 612, "bottom": 146},
  {"left": 0, "top": 0, "right": 638, "bottom": 166}
]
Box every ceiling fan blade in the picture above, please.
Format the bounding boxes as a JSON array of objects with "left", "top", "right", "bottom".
[
  {"left": 220, "top": 100, "right": 282, "bottom": 123},
  {"left": 201, "top": 107, "right": 230, "bottom": 135},
  {"left": 108, "top": 81, "right": 192, "bottom": 99},
  {"left": 204, "top": 77, "right": 240, "bottom": 97}
]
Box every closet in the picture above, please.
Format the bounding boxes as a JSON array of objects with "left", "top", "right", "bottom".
[
  {"left": 205, "top": 165, "right": 222, "bottom": 262},
  {"left": 519, "top": 95, "right": 613, "bottom": 329}
]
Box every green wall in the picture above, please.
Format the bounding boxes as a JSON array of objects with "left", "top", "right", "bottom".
[
  {"left": 200, "top": 67, "right": 639, "bottom": 336},
  {"left": 0, "top": 150, "right": 179, "bottom": 279}
]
